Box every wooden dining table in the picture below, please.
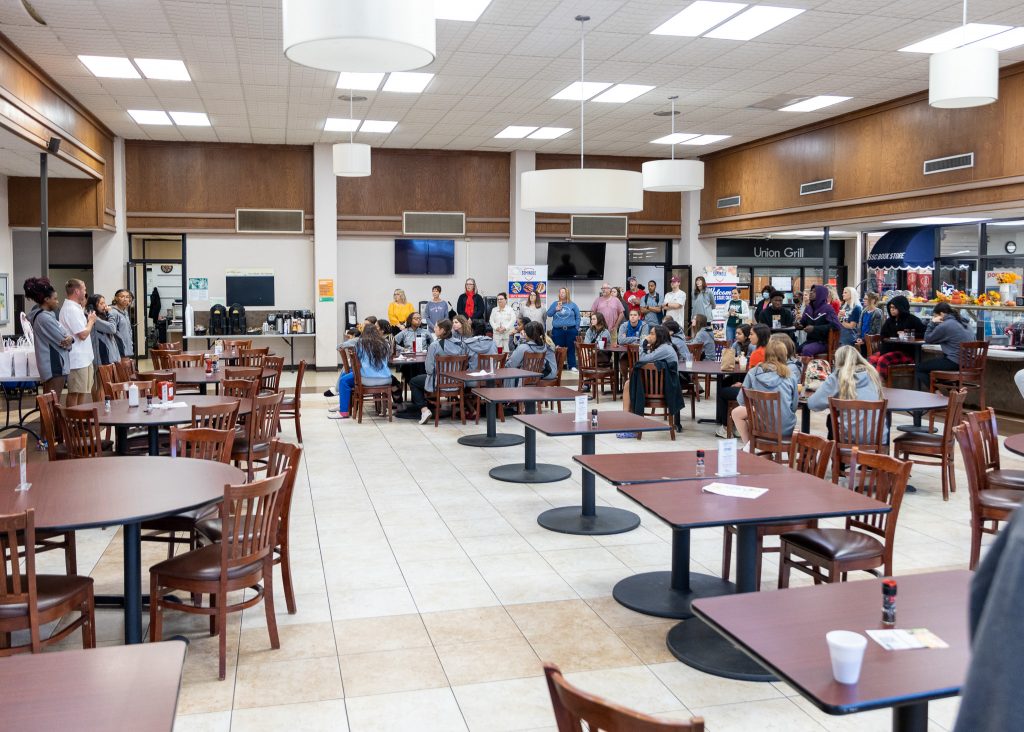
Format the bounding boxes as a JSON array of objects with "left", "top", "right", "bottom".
[
  {"left": 1004, "top": 432, "right": 1024, "bottom": 457},
  {"left": 449, "top": 368, "right": 540, "bottom": 447},
  {"left": 677, "top": 360, "right": 747, "bottom": 424},
  {"left": 139, "top": 366, "right": 275, "bottom": 395}
]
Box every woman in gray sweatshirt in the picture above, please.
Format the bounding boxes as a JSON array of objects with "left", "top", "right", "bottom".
[
  {"left": 504, "top": 321, "right": 556, "bottom": 386},
  {"left": 733, "top": 339, "right": 799, "bottom": 446},
  {"left": 25, "top": 277, "right": 73, "bottom": 394},
  {"left": 917, "top": 302, "right": 973, "bottom": 389},
  {"left": 808, "top": 345, "right": 887, "bottom": 443}
]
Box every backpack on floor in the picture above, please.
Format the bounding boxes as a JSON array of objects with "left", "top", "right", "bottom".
[
  {"left": 227, "top": 303, "right": 246, "bottom": 335},
  {"left": 803, "top": 358, "right": 832, "bottom": 392}
]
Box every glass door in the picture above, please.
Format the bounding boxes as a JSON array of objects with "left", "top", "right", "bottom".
[{"left": 127, "top": 234, "right": 185, "bottom": 358}]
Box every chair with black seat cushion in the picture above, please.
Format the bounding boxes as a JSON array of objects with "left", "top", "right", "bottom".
[
  {"left": 828, "top": 397, "right": 888, "bottom": 483},
  {"left": 930, "top": 341, "right": 988, "bottom": 409},
  {"left": 634, "top": 364, "right": 676, "bottom": 441},
  {"left": 231, "top": 391, "right": 284, "bottom": 479},
  {"left": 426, "top": 354, "right": 469, "bottom": 427},
  {"left": 279, "top": 360, "right": 306, "bottom": 443},
  {"left": 742, "top": 388, "right": 791, "bottom": 462},
  {"left": 779, "top": 449, "right": 911, "bottom": 586},
  {"left": 261, "top": 355, "right": 284, "bottom": 393},
  {"left": 192, "top": 401, "right": 240, "bottom": 431},
  {"left": 966, "top": 408, "right": 1024, "bottom": 492},
  {"left": 577, "top": 343, "right": 617, "bottom": 403},
  {"left": 894, "top": 388, "right": 966, "bottom": 501}
]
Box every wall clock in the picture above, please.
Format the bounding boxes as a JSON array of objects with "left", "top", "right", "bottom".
[{"left": 1006, "top": 241, "right": 1017, "bottom": 254}]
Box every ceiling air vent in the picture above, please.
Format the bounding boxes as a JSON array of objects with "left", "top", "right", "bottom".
[
  {"left": 799, "top": 178, "right": 834, "bottom": 196},
  {"left": 403, "top": 211, "right": 466, "bottom": 237},
  {"left": 570, "top": 215, "right": 628, "bottom": 239},
  {"left": 716, "top": 195, "right": 741, "bottom": 209},
  {"left": 923, "top": 152, "right": 974, "bottom": 175},
  {"left": 236, "top": 209, "right": 304, "bottom": 234}
]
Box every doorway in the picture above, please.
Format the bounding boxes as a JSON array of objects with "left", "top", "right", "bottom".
[{"left": 127, "top": 234, "right": 186, "bottom": 356}]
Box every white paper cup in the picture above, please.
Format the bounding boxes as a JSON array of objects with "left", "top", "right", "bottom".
[{"left": 826, "top": 630, "right": 867, "bottom": 684}]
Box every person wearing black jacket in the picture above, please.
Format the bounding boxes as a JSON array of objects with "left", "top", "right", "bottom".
[
  {"left": 456, "top": 278, "right": 486, "bottom": 322},
  {"left": 623, "top": 326, "right": 682, "bottom": 437},
  {"left": 756, "top": 290, "right": 795, "bottom": 332},
  {"left": 867, "top": 294, "right": 925, "bottom": 381}
]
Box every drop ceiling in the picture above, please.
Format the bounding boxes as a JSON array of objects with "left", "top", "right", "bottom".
[{"left": 2, "top": 0, "right": 1023, "bottom": 157}]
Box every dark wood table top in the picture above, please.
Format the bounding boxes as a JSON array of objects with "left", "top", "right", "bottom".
[
  {"left": 389, "top": 353, "right": 427, "bottom": 365},
  {"left": 0, "top": 456, "right": 242, "bottom": 530},
  {"left": 81, "top": 395, "right": 251, "bottom": 426},
  {"left": 182, "top": 348, "right": 266, "bottom": 360},
  {"left": 1005, "top": 433, "right": 1024, "bottom": 457},
  {"left": 677, "top": 361, "right": 746, "bottom": 376},
  {"left": 515, "top": 411, "right": 672, "bottom": 437},
  {"left": 0, "top": 640, "right": 186, "bottom": 730},
  {"left": 602, "top": 344, "right": 629, "bottom": 353},
  {"left": 881, "top": 387, "right": 948, "bottom": 412},
  {"left": 884, "top": 338, "right": 926, "bottom": 345},
  {"left": 473, "top": 386, "right": 580, "bottom": 403},
  {"left": 449, "top": 368, "right": 538, "bottom": 383},
  {"left": 618, "top": 473, "right": 888, "bottom": 529},
  {"left": 141, "top": 367, "right": 274, "bottom": 384},
  {"left": 691, "top": 570, "right": 970, "bottom": 715},
  {"left": 575, "top": 450, "right": 791, "bottom": 485}
]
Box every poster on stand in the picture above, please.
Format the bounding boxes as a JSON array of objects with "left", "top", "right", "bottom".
[
  {"left": 702, "top": 265, "right": 738, "bottom": 322},
  {"left": 508, "top": 265, "right": 548, "bottom": 313}
]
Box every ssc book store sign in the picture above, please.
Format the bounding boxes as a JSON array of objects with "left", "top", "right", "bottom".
[{"left": 508, "top": 265, "right": 547, "bottom": 310}]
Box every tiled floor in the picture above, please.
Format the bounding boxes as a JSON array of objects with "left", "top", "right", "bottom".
[{"left": 36, "top": 369, "right": 1015, "bottom": 731}]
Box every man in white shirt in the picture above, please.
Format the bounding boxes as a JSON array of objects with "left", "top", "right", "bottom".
[
  {"left": 59, "top": 278, "right": 97, "bottom": 406},
  {"left": 663, "top": 276, "right": 687, "bottom": 324}
]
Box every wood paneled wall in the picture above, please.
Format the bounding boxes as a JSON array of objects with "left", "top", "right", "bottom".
[
  {"left": 700, "top": 62, "right": 1024, "bottom": 236},
  {"left": 125, "top": 141, "right": 314, "bottom": 232}
]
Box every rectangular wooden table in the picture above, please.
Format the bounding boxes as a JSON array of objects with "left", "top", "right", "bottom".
[
  {"left": 618, "top": 474, "right": 889, "bottom": 681},
  {"left": 575, "top": 449, "right": 790, "bottom": 486},
  {"left": 513, "top": 412, "right": 671, "bottom": 535},
  {"left": 677, "top": 360, "right": 746, "bottom": 424},
  {"left": 448, "top": 368, "right": 540, "bottom": 447},
  {"left": 0, "top": 640, "right": 187, "bottom": 730},
  {"left": 692, "top": 570, "right": 970, "bottom": 732}
]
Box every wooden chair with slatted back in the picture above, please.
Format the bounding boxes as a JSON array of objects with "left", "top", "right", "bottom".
[
  {"left": 687, "top": 343, "right": 714, "bottom": 400},
  {"left": 107, "top": 381, "right": 154, "bottom": 400},
  {"left": 261, "top": 356, "right": 284, "bottom": 393},
  {"left": 520, "top": 351, "right": 547, "bottom": 387},
  {"left": 57, "top": 406, "right": 105, "bottom": 459},
  {"left": 221, "top": 377, "right": 259, "bottom": 403},
  {"left": 169, "top": 426, "right": 235, "bottom": 462},
  {"left": 279, "top": 360, "right": 306, "bottom": 443},
  {"left": 930, "top": 341, "right": 989, "bottom": 409},
  {"left": 619, "top": 343, "right": 641, "bottom": 390},
  {"left": 779, "top": 449, "right": 911, "bottom": 586},
  {"left": 826, "top": 327, "right": 840, "bottom": 366},
  {"left": 135, "top": 370, "right": 177, "bottom": 389},
  {"left": 0, "top": 509, "right": 95, "bottom": 656},
  {"left": 96, "top": 363, "right": 117, "bottom": 398},
  {"left": 350, "top": 357, "right": 393, "bottom": 424},
  {"left": 894, "top": 388, "right": 966, "bottom": 501},
  {"left": 222, "top": 339, "right": 253, "bottom": 350},
  {"left": 544, "top": 663, "right": 704, "bottom": 732},
  {"left": 538, "top": 347, "right": 568, "bottom": 413},
  {"left": 168, "top": 353, "right": 204, "bottom": 368},
  {"left": 153, "top": 342, "right": 180, "bottom": 351},
  {"left": 473, "top": 353, "right": 507, "bottom": 424},
  {"left": 742, "top": 388, "right": 790, "bottom": 463},
  {"left": 337, "top": 345, "right": 352, "bottom": 372},
  {"left": 428, "top": 354, "right": 469, "bottom": 427},
  {"left": 36, "top": 391, "right": 65, "bottom": 462},
  {"left": 231, "top": 391, "right": 284, "bottom": 479},
  {"left": 965, "top": 408, "right": 1024, "bottom": 492},
  {"left": 150, "top": 350, "right": 169, "bottom": 369},
  {"left": 634, "top": 364, "right": 676, "bottom": 441},
  {"left": 237, "top": 349, "right": 267, "bottom": 368},
  {"left": 192, "top": 401, "right": 240, "bottom": 431},
  {"left": 114, "top": 357, "right": 136, "bottom": 382},
  {"left": 864, "top": 334, "right": 881, "bottom": 357},
  {"left": 224, "top": 366, "right": 262, "bottom": 382},
  {"left": 576, "top": 342, "right": 617, "bottom": 403},
  {"left": 828, "top": 397, "right": 888, "bottom": 482}
]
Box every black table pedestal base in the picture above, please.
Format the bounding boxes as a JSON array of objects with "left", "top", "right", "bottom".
[
  {"left": 612, "top": 571, "right": 734, "bottom": 619},
  {"left": 667, "top": 619, "right": 776, "bottom": 682},
  {"left": 457, "top": 433, "right": 524, "bottom": 448},
  {"left": 490, "top": 463, "right": 571, "bottom": 483},
  {"left": 537, "top": 506, "right": 639, "bottom": 535},
  {"left": 893, "top": 702, "right": 928, "bottom": 732}
]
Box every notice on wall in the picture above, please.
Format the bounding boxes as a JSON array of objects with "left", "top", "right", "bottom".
[
  {"left": 188, "top": 277, "right": 209, "bottom": 301},
  {"left": 702, "top": 265, "right": 738, "bottom": 323},
  {"left": 318, "top": 278, "right": 335, "bottom": 303},
  {"left": 508, "top": 265, "right": 548, "bottom": 312}
]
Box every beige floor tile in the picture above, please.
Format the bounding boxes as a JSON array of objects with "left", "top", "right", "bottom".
[
  {"left": 527, "top": 625, "right": 641, "bottom": 673},
  {"left": 328, "top": 586, "right": 417, "bottom": 620},
  {"left": 231, "top": 699, "right": 348, "bottom": 732},
  {"left": 420, "top": 606, "right": 523, "bottom": 646},
  {"left": 339, "top": 646, "right": 448, "bottom": 697},
  {"left": 486, "top": 572, "right": 580, "bottom": 605},
  {"left": 564, "top": 665, "right": 685, "bottom": 715},
  {"left": 345, "top": 688, "right": 468, "bottom": 732},
  {"left": 234, "top": 656, "right": 344, "bottom": 709},
  {"left": 408, "top": 578, "right": 500, "bottom": 613},
  {"left": 691, "top": 697, "right": 825, "bottom": 731},
  {"left": 789, "top": 696, "right": 895, "bottom": 731},
  {"left": 452, "top": 676, "right": 554, "bottom": 732},
  {"left": 435, "top": 634, "right": 544, "bottom": 686},
  {"left": 506, "top": 599, "right": 610, "bottom": 638},
  {"left": 613, "top": 622, "right": 679, "bottom": 664},
  {"left": 584, "top": 596, "right": 671, "bottom": 629},
  {"left": 334, "top": 614, "right": 432, "bottom": 655},
  {"left": 172, "top": 711, "right": 232, "bottom": 732},
  {"left": 650, "top": 660, "right": 784, "bottom": 709},
  {"left": 176, "top": 677, "right": 236, "bottom": 715},
  {"left": 237, "top": 621, "right": 337, "bottom": 665}
]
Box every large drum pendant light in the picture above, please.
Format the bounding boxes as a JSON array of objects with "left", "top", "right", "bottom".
[
  {"left": 283, "top": 0, "right": 435, "bottom": 72},
  {"left": 642, "top": 96, "right": 705, "bottom": 192},
  {"left": 521, "top": 15, "right": 643, "bottom": 214},
  {"left": 334, "top": 92, "right": 371, "bottom": 177},
  {"left": 929, "top": 0, "right": 999, "bottom": 109}
]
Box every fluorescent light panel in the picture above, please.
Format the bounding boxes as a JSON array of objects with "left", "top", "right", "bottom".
[
  {"left": 528, "top": 127, "right": 571, "bottom": 140},
  {"left": 360, "top": 120, "right": 397, "bottom": 133},
  {"left": 988, "top": 220, "right": 1024, "bottom": 226},
  {"left": 779, "top": 95, "right": 851, "bottom": 112},
  {"left": 776, "top": 230, "right": 853, "bottom": 236},
  {"left": 325, "top": 117, "right": 359, "bottom": 131},
  {"left": 337, "top": 72, "right": 385, "bottom": 90},
  {"left": 495, "top": 126, "right": 538, "bottom": 139},
  {"left": 128, "top": 109, "right": 171, "bottom": 125},
  {"left": 78, "top": 55, "right": 140, "bottom": 78},
  {"left": 651, "top": 1, "right": 747, "bottom": 37},
  {"left": 382, "top": 72, "right": 433, "bottom": 93},
  {"left": 435, "top": 0, "right": 492, "bottom": 21},
  {"left": 551, "top": 81, "right": 612, "bottom": 101},
  {"left": 134, "top": 58, "right": 190, "bottom": 81},
  {"left": 651, "top": 132, "right": 701, "bottom": 144},
  {"left": 881, "top": 217, "right": 989, "bottom": 225},
  {"left": 966, "top": 27, "right": 1024, "bottom": 51},
  {"left": 704, "top": 5, "right": 804, "bottom": 40},
  {"left": 899, "top": 23, "right": 1010, "bottom": 53},
  {"left": 592, "top": 84, "right": 655, "bottom": 103},
  {"left": 169, "top": 111, "right": 210, "bottom": 126},
  {"left": 680, "top": 134, "right": 731, "bottom": 145}
]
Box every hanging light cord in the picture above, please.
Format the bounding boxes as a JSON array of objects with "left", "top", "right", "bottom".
[
  {"left": 961, "top": 0, "right": 968, "bottom": 44},
  {"left": 670, "top": 97, "right": 677, "bottom": 161},
  {"left": 576, "top": 15, "right": 589, "bottom": 170},
  {"left": 349, "top": 90, "right": 354, "bottom": 144}
]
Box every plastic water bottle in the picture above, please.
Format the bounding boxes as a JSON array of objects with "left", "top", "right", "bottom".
[
  {"left": 103, "top": 397, "right": 111, "bottom": 413},
  {"left": 695, "top": 450, "right": 705, "bottom": 477},
  {"left": 127, "top": 383, "right": 139, "bottom": 408}
]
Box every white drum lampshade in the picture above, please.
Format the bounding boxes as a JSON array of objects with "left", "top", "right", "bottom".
[
  {"left": 333, "top": 143, "right": 371, "bottom": 177},
  {"left": 283, "top": 0, "right": 435, "bottom": 72},
  {"left": 642, "top": 159, "right": 704, "bottom": 192},
  {"left": 521, "top": 168, "right": 644, "bottom": 214},
  {"left": 929, "top": 45, "right": 999, "bottom": 108}
]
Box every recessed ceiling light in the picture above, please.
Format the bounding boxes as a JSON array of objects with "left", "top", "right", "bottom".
[
  {"left": 336, "top": 72, "right": 385, "bottom": 90},
  {"left": 128, "top": 109, "right": 172, "bottom": 125},
  {"left": 776, "top": 230, "right": 854, "bottom": 236},
  {"left": 528, "top": 127, "right": 572, "bottom": 140},
  {"left": 134, "top": 58, "right": 190, "bottom": 81},
  {"left": 591, "top": 84, "right": 656, "bottom": 103},
  {"left": 988, "top": 219, "right": 1024, "bottom": 226},
  {"left": 495, "top": 126, "right": 539, "bottom": 139},
  {"left": 779, "top": 95, "right": 851, "bottom": 112},
  {"left": 435, "top": 0, "right": 492, "bottom": 22},
  {"left": 169, "top": 111, "right": 210, "bottom": 126},
  {"left": 651, "top": 1, "right": 747, "bottom": 37},
  {"left": 703, "top": 5, "right": 805, "bottom": 41},
  {"left": 966, "top": 26, "right": 1024, "bottom": 52},
  {"left": 899, "top": 23, "right": 1010, "bottom": 53},
  {"left": 680, "top": 134, "right": 732, "bottom": 145},
  {"left": 651, "top": 132, "right": 701, "bottom": 144},
  {"left": 382, "top": 72, "right": 433, "bottom": 93},
  {"left": 551, "top": 81, "right": 613, "bottom": 101},
  {"left": 360, "top": 120, "right": 397, "bottom": 133},
  {"left": 78, "top": 55, "right": 140, "bottom": 79},
  {"left": 325, "top": 117, "right": 359, "bottom": 132},
  {"left": 881, "top": 217, "right": 990, "bottom": 225}
]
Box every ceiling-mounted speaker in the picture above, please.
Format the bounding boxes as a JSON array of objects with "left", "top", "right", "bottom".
[{"left": 47, "top": 137, "right": 61, "bottom": 154}]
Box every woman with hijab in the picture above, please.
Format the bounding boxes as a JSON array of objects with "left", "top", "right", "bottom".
[
  {"left": 868, "top": 295, "right": 926, "bottom": 381},
  {"left": 797, "top": 284, "right": 839, "bottom": 357},
  {"left": 456, "top": 278, "right": 486, "bottom": 322}
]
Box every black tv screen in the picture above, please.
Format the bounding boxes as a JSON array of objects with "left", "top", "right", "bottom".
[
  {"left": 226, "top": 275, "right": 274, "bottom": 306},
  {"left": 547, "top": 241, "right": 606, "bottom": 280},
  {"left": 395, "top": 239, "right": 455, "bottom": 275}
]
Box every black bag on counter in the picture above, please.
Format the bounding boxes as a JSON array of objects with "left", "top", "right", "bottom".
[
  {"left": 208, "top": 304, "right": 227, "bottom": 335},
  {"left": 228, "top": 303, "right": 246, "bottom": 335}
]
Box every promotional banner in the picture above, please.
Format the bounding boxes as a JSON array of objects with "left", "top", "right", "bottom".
[
  {"left": 508, "top": 265, "right": 548, "bottom": 311},
  {"left": 702, "top": 265, "right": 738, "bottom": 322}
]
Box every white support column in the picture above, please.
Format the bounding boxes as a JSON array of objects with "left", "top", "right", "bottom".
[
  {"left": 313, "top": 143, "right": 338, "bottom": 369},
  {"left": 509, "top": 150, "right": 536, "bottom": 266},
  {"left": 92, "top": 136, "right": 128, "bottom": 297},
  {"left": 0, "top": 175, "right": 12, "bottom": 336},
  {"left": 682, "top": 190, "right": 716, "bottom": 273}
]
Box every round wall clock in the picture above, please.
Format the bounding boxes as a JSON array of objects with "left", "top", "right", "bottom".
[
  {"left": 1006, "top": 241, "right": 1017, "bottom": 254},
  {"left": 160, "top": 264, "right": 174, "bottom": 273}
]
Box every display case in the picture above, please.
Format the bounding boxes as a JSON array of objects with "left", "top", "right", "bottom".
[{"left": 908, "top": 302, "right": 1024, "bottom": 341}]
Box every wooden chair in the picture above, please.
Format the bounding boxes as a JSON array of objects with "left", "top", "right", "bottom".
[
  {"left": 231, "top": 391, "right": 284, "bottom": 479},
  {"left": 427, "top": 354, "right": 469, "bottom": 426},
  {"left": 108, "top": 380, "right": 154, "bottom": 400},
  {"left": 473, "top": 353, "right": 507, "bottom": 424},
  {"left": 966, "top": 408, "right": 1024, "bottom": 492},
  {"left": 134, "top": 371, "right": 177, "bottom": 392},
  {"left": 238, "top": 349, "right": 267, "bottom": 368},
  {"left": 114, "top": 357, "right": 136, "bottom": 382},
  {"left": 577, "top": 343, "right": 617, "bottom": 403},
  {"left": 153, "top": 342, "right": 180, "bottom": 351},
  {"left": 864, "top": 334, "right": 881, "bottom": 357},
  {"left": 149, "top": 472, "right": 288, "bottom": 679},
  {"left": 196, "top": 440, "right": 303, "bottom": 614},
  {"left": 150, "top": 350, "right": 170, "bottom": 369},
  {"left": 930, "top": 341, "right": 989, "bottom": 409},
  {"left": 544, "top": 663, "right": 703, "bottom": 732},
  {"left": 828, "top": 397, "right": 888, "bottom": 482},
  {"left": 221, "top": 377, "right": 259, "bottom": 402},
  {"left": 261, "top": 355, "right": 284, "bottom": 393},
  {"left": 619, "top": 343, "right": 640, "bottom": 389},
  {"left": 634, "top": 364, "right": 676, "bottom": 441},
  {"left": 687, "top": 343, "right": 715, "bottom": 400},
  {"left": 222, "top": 339, "right": 253, "bottom": 350},
  {"left": 0, "top": 509, "right": 95, "bottom": 656},
  {"left": 893, "top": 388, "right": 966, "bottom": 501},
  {"left": 36, "top": 391, "right": 66, "bottom": 462},
  {"left": 826, "top": 327, "right": 840, "bottom": 366},
  {"left": 779, "top": 449, "right": 911, "bottom": 586},
  {"left": 168, "top": 354, "right": 203, "bottom": 368},
  {"left": 350, "top": 357, "right": 393, "bottom": 424},
  {"left": 96, "top": 363, "right": 117, "bottom": 398},
  {"left": 722, "top": 432, "right": 834, "bottom": 586},
  {"left": 224, "top": 366, "right": 262, "bottom": 382},
  {"left": 279, "top": 360, "right": 306, "bottom": 443},
  {"left": 741, "top": 388, "right": 792, "bottom": 462},
  {"left": 538, "top": 346, "right": 568, "bottom": 413},
  {"left": 192, "top": 401, "right": 240, "bottom": 431},
  {"left": 520, "top": 351, "right": 547, "bottom": 387},
  {"left": 57, "top": 406, "right": 106, "bottom": 458},
  {"left": 954, "top": 423, "right": 1023, "bottom": 569}
]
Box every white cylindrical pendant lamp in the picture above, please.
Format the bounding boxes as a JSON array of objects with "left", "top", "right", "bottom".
[
  {"left": 283, "top": 0, "right": 435, "bottom": 72},
  {"left": 333, "top": 143, "right": 371, "bottom": 177},
  {"left": 642, "top": 159, "right": 705, "bottom": 192},
  {"left": 521, "top": 169, "right": 644, "bottom": 214},
  {"left": 929, "top": 45, "right": 999, "bottom": 108}
]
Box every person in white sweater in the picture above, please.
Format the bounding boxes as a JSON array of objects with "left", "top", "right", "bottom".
[{"left": 489, "top": 292, "right": 517, "bottom": 352}]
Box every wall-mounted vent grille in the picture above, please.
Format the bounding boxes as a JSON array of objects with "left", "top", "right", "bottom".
[
  {"left": 402, "top": 211, "right": 465, "bottom": 237},
  {"left": 923, "top": 153, "right": 974, "bottom": 175},
  {"left": 570, "top": 215, "right": 628, "bottom": 239},
  {"left": 716, "top": 195, "right": 741, "bottom": 209},
  {"left": 800, "top": 179, "right": 834, "bottom": 196},
  {"left": 236, "top": 209, "right": 304, "bottom": 234}
]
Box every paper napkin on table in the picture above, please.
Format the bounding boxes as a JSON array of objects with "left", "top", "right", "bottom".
[
  {"left": 467, "top": 370, "right": 490, "bottom": 376},
  {"left": 700, "top": 482, "right": 767, "bottom": 499}
]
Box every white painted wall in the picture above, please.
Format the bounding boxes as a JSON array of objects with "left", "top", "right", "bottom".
[
  {"left": 535, "top": 239, "right": 628, "bottom": 310},
  {"left": 313, "top": 144, "right": 338, "bottom": 368},
  {"left": 92, "top": 136, "right": 128, "bottom": 301},
  {"left": 0, "top": 175, "right": 12, "bottom": 335}
]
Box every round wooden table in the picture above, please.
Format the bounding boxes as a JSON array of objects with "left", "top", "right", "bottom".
[
  {"left": 1005, "top": 433, "right": 1024, "bottom": 457},
  {"left": 82, "top": 395, "right": 252, "bottom": 455},
  {"left": 0, "top": 456, "right": 244, "bottom": 644},
  {"left": 139, "top": 367, "right": 274, "bottom": 394}
]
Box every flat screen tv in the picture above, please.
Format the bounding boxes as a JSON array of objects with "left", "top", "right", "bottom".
[
  {"left": 547, "top": 241, "right": 606, "bottom": 280},
  {"left": 226, "top": 275, "right": 274, "bottom": 306},
  {"left": 394, "top": 239, "right": 455, "bottom": 275}
]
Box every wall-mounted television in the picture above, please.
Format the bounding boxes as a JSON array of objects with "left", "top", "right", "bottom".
[
  {"left": 547, "top": 241, "right": 606, "bottom": 280},
  {"left": 395, "top": 239, "right": 455, "bottom": 275},
  {"left": 226, "top": 275, "right": 275, "bottom": 306}
]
